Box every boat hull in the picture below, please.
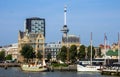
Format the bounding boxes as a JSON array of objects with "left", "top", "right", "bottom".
[
  {"left": 77, "top": 64, "right": 100, "bottom": 72},
  {"left": 21, "top": 64, "right": 48, "bottom": 72}
]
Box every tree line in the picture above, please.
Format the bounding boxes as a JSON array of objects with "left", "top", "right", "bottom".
[
  {"left": 20, "top": 44, "right": 51, "bottom": 63},
  {"left": 0, "top": 49, "right": 12, "bottom": 61},
  {"left": 20, "top": 44, "right": 102, "bottom": 64},
  {"left": 57, "top": 45, "right": 102, "bottom": 64}
]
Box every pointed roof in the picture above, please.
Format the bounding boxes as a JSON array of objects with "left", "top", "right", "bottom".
[{"left": 19, "top": 30, "right": 25, "bottom": 39}]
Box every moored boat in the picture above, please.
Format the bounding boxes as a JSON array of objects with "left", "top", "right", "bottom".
[
  {"left": 77, "top": 33, "right": 101, "bottom": 72},
  {"left": 21, "top": 64, "right": 47, "bottom": 72},
  {"left": 77, "top": 64, "right": 100, "bottom": 72}
]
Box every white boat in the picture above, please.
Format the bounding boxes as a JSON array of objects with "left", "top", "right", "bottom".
[
  {"left": 21, "top": 64, "right": 47, "bottom": 72},
  {"left": 21, "top": 59, "right": 48, "bottom": 72},
  {"left": 77, "top": 33, "right": 100, "bottom": 72},
  {"left": 21, "top": 42, "right": 48, "bottom": 72},
  {"left": 77, "top": 64, "right": 100, "bottom": 72}
]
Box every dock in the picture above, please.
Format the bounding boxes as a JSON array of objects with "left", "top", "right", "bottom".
[
  {"left": 0, "top": 63, "right": 20, "bottom": 67},
  {"left": 101, "top": 67, "right": 120, "bottom": 76},
  {"left": 48, "top": 65, "right": 77, "bottom": 71}
]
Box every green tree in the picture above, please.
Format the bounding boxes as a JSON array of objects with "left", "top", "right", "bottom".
[
  {"left": 58, "top": 46, "right": 67, "bottom": 62},
  {"left": 78, "top": 45, "right": 86, "bottom": 60},
  {"left": 20, "top": 44, "right": 35, "bottom": 63},
  {"left": 47, "top": 53, "right": 51, "bottom": 62},
  {"left": 0, "top": 49, "right": 5, "bottom": 61},
  {"left": 56, "top": 51, "right": 61, "bottom": 60},
  {"left": 37, "top": 51, "right": 42, "bottom": 60},
  {"left": 87, "top": 45, "right": 95, "bottom": 59},
  {"left": 6, "top": 54, "right": 12, "bottom": 60},
  {"left": 97, "top": 47, "right": 102, "bottom": 57},
  {"left": 69, "top": 45, "right": 77, "bottom": 63}
]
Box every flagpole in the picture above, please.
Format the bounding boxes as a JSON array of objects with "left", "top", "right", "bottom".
[{"left": 90, "top": 32, "right": 92, "bottom": 66}]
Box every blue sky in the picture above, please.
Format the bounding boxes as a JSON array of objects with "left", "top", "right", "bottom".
[{"left": 0, "top": 0, "right": 120, "bottom": 46}]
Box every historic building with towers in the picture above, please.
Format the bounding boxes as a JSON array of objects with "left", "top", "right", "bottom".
[
  {"left": 18, "top": 17, "right": 45, "bottom": 62},
  {"left": 61, "top": 5, "right": 80, "bottom": 48}
]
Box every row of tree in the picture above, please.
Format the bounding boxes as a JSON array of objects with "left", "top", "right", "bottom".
[
  {"left": 20, "top": 44, "right": 42, "bottom": 63},
  {"left": 57, "top": 45, "right": 102, "bottom": 63},
  {"left": 20, "top": 44, "right": 101, "bottom": 63},
  {"left": 20, "top": 44, "right": 51, "bottom": 63},
  {"left": 0, "top": 50, "right": 12, "bottom": 61}
]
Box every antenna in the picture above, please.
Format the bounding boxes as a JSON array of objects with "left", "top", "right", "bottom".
[
  {"left": 61, "top": 5, "right": 69, "bottom": 37},
  {"left": 64, "top": 5, "right": 67, "bottom": 25}
]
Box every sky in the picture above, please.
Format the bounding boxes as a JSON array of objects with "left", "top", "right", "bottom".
[{"left": 0, "top": 0, "right": 120, "bottom": 46}]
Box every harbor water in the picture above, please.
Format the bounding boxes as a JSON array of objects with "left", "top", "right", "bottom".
[{"left": 0, "top": 67, "right": 119, "bottom": 77}]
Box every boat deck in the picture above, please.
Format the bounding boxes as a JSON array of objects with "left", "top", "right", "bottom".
[{"left": 101, "top": 67, "right": 120, "bottom": 76}]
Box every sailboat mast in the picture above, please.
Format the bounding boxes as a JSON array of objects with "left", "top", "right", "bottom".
[
  {"left": 90, "top": 32, "right": 92, "bottom": 66},
  {"left": 104, "top": 33, "right": 107, "bottom": 65},
  {"left": 118, "top": 32, "right": 120, "bottom": 62},
  {"left": 43, "top": 38, "right": 46, "bottom": 66}
]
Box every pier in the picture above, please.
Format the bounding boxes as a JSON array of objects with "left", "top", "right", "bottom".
[
  {"left": 0, "top": 63, "right": 20, "bottom": 67},
  {"left": 101, "top": 65, "right": 120, "bottom": 76},
  {"left": 48, "top": 65, "right": 77, "bottom": 71}
]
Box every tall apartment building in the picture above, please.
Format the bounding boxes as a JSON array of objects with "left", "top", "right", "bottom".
[
  {"left": 18, "top": 17, "right": 45, "bottom": 62},
  {"left": 25, "top": 17, "right": 45, "bottom": 37}
]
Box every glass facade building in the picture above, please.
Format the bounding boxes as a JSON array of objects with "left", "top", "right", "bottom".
[{"left": 25, "top": 17, "right": 45, "bottom": 37}]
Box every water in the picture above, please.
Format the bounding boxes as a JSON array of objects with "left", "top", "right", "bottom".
[{"left": 0, "top": 67, "right": 118, "bottom": 77}]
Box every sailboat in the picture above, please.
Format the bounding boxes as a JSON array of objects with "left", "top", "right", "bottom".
[
  {"left": 77, "top": 32, "right": 100, "bottom": 72},
  {"left": 113, "top": 32, "right": 120, "bottom": 65},
  {"left": 102, "top": 33, "right": 120, "bottom": 73},
  {"left": 21, "top": 45, "right": 48, "bottom": 72},
  {"left": 21, "top": 60, "right": 47, "bottom": 72}
]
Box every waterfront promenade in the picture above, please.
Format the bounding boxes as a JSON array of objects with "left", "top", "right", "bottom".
[
  {"left": 0, "top": 63, "right": 20, "bottom": 67},
  {"left": 0, "top": 63, "right": 77, "bottom": 71}
]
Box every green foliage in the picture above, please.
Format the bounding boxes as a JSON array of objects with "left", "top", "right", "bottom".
[
  {"left": 78, "top": 45, "right": 86, "bottom": 60},
  {"left": 51, "top": 62, "right": 68, "bottom": 67},
  {"left": 106, "top": 50, "right": 118, "bottom": 56},
  {"left": 20, "top": 44, "right": 35, "bottom": 62},
  {"left": 37, "top": 51, "right": 42, "bottom": 60},
  {"left": 6, "top": 54, "right": 12, "bottom": 60},
  {"left": 56, "top": 51, "right": 60, "bottom": 60},
  {"left": 0, "top": 49, "right": 5, "bottom": 61},
  {"left": 47, "top": 53, "right": 51, "bottom": 61},
  {"left": 57, "top": 46, "right": 67, "bottom": 62},
  {"left": 69, "top": 45, "right": 77, "bottom": 63},
  {"left": 87, "top": 45, "right": 95, "bottom": 59},
  {"left": 97, "top": 47, "right": 102, "bottom": 57}
]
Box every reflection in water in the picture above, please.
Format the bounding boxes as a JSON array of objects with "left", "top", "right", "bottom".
[{"left": 0, "top": 67, "right": 119, "bottom": 77}]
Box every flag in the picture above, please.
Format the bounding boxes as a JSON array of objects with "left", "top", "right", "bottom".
[
  {"left": 91, "top": 32, "right": 92, "bottom": 41},
  {"left": 118, "top": 32, "right": 120, "bottom": 46},
  {"left": 104, "top": 33, "right": 107, "bottom": 40},
  {"left": 90, "top": 32, "right": 92, "bottom": 45},
  {"left": 104, "top": 33, "right": 107, "bottom": 49}
]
